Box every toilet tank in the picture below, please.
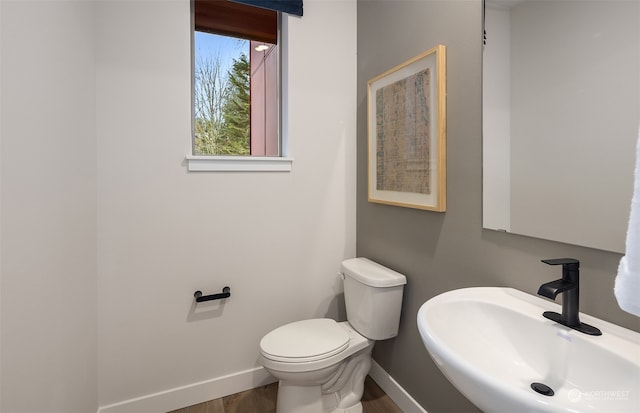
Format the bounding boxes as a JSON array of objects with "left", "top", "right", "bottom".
[{"left": 341, "top": 258, "right": 407, "bottom": 340}]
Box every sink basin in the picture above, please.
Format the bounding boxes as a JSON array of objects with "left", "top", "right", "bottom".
[{"left": 417, "top": 287, "right": 640, "bottom": 413}]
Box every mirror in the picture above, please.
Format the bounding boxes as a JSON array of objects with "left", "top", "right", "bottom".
[{"left": 483, "top": 0, "right": 639, "bottom": 253}]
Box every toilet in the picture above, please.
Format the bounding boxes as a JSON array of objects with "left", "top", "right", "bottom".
[{"left": 259, "top": 257, "right": 407, "bottom": 413}]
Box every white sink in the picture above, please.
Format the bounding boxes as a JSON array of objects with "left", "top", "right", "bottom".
[{"left": 417, "top": 287, "right": 640, "bottom": 413}]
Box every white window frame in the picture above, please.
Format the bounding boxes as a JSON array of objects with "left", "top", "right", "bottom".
[
  {"left": 186, "top": 10, "right": 292, "bottom": 172},
  {"left": 185, "top": 155, "right": 293, "bottom": 171}
]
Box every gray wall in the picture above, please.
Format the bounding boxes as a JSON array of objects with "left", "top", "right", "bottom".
[
  {"left": 508, "top": 1, "right": 637, "bottom": 253},
  {"left": 356, "top": 1, "right": 640, "bottom": 412}
]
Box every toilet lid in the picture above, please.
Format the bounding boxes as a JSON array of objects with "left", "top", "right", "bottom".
[{"left": 260, "top": 318, "right": 350, "bottom": 362}]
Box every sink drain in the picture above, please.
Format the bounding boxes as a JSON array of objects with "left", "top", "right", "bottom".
[{"left": 531, "top": 382, "right": 554, "bottom": 396}]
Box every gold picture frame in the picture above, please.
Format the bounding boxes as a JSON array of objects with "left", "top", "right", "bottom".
[{"left": 367, "top": 45, "right": 446, "bottom": 211}]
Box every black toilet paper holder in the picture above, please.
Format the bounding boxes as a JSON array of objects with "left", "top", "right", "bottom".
[{"left": 194, "top": 286, "right": 231, "bottom": 302}]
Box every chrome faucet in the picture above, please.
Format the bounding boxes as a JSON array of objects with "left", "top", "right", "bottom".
[{"left": 538, "top": 258, "right": 602, "bottom": 336}]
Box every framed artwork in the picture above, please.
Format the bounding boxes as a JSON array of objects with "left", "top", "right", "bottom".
[{"left": 367, "top": 45, "right": 446, "bottom": 211}]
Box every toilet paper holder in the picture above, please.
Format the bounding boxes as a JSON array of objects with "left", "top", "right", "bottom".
[{"left": 194, "top": 286, "right": 231, "bottom": 302}]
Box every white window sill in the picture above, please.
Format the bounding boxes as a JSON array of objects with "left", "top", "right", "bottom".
[{"left": 186, "top": 155, "right": 293, "bottom": 172}]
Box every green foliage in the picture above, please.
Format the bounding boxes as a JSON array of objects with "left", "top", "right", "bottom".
[
  {"left": 221, "top": 54, "right": 250, "bottom": 155},
  {"left": 193, "top": 51, "right": 250, "bottom": 156}
]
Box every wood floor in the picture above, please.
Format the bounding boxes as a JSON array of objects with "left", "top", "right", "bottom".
[{"left": 168, "top": 375, "right": 403, "bottom": 413}]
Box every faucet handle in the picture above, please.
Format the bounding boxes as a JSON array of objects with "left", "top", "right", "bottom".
[
  {"left": 541, "top": 258, "right": 579, "bottom": 283},
  {"left": 541, "top": 258, "right": 579, "bottom": 267}
]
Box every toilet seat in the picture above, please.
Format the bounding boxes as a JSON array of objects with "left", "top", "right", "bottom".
[{"left": 260, "top": 318, "right": 350, "bottom": 363}]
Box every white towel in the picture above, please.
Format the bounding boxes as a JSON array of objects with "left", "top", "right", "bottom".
[{"left": 615, "top": 127, "right": 640, "bottom": 316}]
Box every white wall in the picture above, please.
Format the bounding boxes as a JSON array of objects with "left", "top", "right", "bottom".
[
  {"left": 0, "top": 1, "right": 98, "bottom": 412},
  {"left": 95, "top": 0, "right": 356, "bottom": 409},
  {"left": 1, "top": 0, "right": 356, "bottom": 411}
]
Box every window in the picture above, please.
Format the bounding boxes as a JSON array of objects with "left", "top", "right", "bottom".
[{"left": 190, "top": 0, "right": 287, "bottom": 170}]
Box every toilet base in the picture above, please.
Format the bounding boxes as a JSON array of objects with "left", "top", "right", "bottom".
[
  {"left": 274, "top": 347, "right": 372, "bottom": 413},
  {"left": 275, "top": 381, "right": 364, "bottom": 413},
  {"left": 330, "top": 402, "right": 363, "bottom": 413},
  {"left": 276, "top": 381, "right": 324, "bottom": 413}
]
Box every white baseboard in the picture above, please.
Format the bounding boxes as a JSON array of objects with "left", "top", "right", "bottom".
[
  {"left": 97, "top": 366, "right": 277, "bottom": 413},
  {"left": 97, "top": 360, "right": 425, "bottom": 413},
  {"left": 369, "top": 360, "right": 428, "bottom": 413}
]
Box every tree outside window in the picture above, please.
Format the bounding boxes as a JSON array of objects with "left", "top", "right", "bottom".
[{"left": 193, "top": 35, "right": 251, "bottom": 156}]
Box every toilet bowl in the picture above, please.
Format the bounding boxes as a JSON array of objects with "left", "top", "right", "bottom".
[
  {"left": 260, "top": 319, "right": 373, "bottom": 413},
  {"left": 258, "top": 258, "right": 407, "bottom": 413}
]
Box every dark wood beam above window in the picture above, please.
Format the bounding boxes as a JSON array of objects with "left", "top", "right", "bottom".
[{"left": 194, "top": 0, "right": 277, "bottom": 44}]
